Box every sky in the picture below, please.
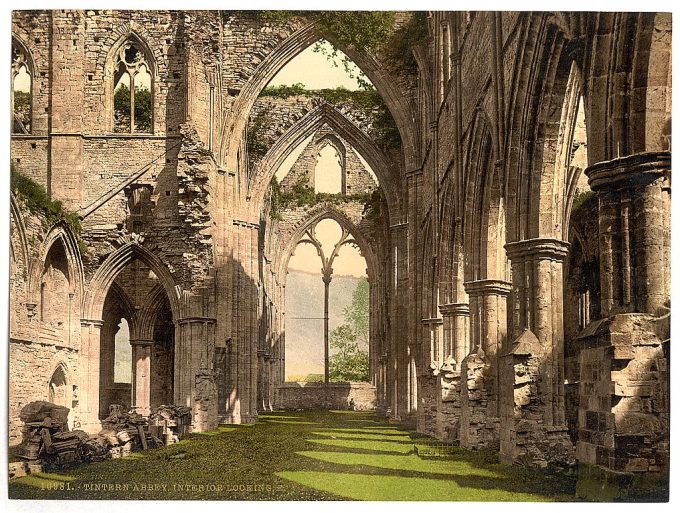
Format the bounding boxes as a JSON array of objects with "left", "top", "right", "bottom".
[{"left": 267, "top": 40, "right": 365, "bottom": 91}]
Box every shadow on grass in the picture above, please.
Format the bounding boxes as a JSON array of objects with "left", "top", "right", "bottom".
[{"left": 8, "top": 410, "right": 577, "bottom": 501}]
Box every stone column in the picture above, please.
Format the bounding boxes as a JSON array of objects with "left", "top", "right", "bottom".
[
  {"left": 174, "top": 316, "right": 217, "bottom": 431},
  {"left": 130, "top": 339, "right": 152, "bottom": 416},
  {"left": 79, "top": 319, "right": 104, "bottom": 432},
  {"left": 573, "top": 152, "right": 670, "bottom": 491},
  {"left": 389, "top": 222, "right": 409, "bottom": 420},
  {"left": 458, "top": 280, "right": 510, "bottom": 449},
  {"left": 585, "top": 151, "right": 671, "bottom": 316},
  {"left": 499, "top": 238, "right": 574, "bottom": 467},
  {"left": 436, "top": 303, "right": 469, "bottom": 441},
  {"left": 439, "top": 302, "right": 470, "bottom": 368}
]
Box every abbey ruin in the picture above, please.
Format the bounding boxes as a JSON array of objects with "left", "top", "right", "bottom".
[{"left": 8, "top": 10, "right": 671, "bottom": 497}]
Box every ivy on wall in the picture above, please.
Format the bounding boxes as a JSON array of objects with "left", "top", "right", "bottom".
[
  {"left": 268, "top": 174, "right": 375, "bottom": 221},
  {"left": 10, "top": 165, "right": 82, "bottom": 235}
]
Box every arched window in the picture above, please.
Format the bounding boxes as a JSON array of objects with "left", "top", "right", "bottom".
[
  {"left": 314, "top": 144, "right": 344, "bottom": 194},
  {"left": 49, "top": 366, "right": 68, "bottom": 407},
  {"left": 113, "top": 40, "right": 153, "bottom": 133},
  {"left": 11, "top": 41, "right": 32, "bottom": 134}
]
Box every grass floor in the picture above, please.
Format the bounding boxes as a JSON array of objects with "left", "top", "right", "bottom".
[{"left": 8, "top": 410, "right": 577, "bottom": 501}]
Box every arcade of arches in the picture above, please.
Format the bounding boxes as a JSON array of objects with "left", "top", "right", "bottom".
[{"left": 8, "top": 10, "right": 671, "bottom": 490}]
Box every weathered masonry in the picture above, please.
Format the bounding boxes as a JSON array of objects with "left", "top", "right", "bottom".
[{"left": 9, "top": 10, "right": 671, "bottom": 498}]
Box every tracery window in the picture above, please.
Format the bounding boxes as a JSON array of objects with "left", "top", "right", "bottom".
[
  {"left": 113, "top": 41, "right": 153, "bottom": 133},
  {"left": 12, "top": 42, "right": 32, "bottom": 134}
]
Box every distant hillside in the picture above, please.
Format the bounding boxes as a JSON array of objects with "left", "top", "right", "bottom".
[{"left": 284, "top": 270, "right": 365, "bottom": 379}]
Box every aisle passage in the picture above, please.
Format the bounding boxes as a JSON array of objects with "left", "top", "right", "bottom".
[{"left": 9, "top": 411, "right": 576, "bottom": 501}]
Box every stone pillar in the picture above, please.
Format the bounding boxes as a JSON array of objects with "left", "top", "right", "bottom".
[
  {"left": 130, "top": 339, "right": 152, "bottom": 416},
  {"left": 458, "top": 280, "right": 509, "bottom": 449},
  {"left": 574, "top": 152, "right": 670, "bottom": 495},
  {"left": 389, "top": 222, "right": 409, "bottom": 421},
  {"left": 79, "top": 319, "right": 103, "bottom": 432},
  {"left": 439, "top": 303, "right": 470, "bottom": 368},
  {"left": 585, "top": 151, "right": 671, "bottom": 316},
  {"left": 435, "top": 302, "right": 468, "bottom": 442},
  {"left": 174, "top": 316, "right": 217, "bottom": 432},
  {"left": 499, "top": 238, "right": 574, "bottom": 467}
]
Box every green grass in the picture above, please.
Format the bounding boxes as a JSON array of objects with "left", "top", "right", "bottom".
[{"left": 8, "top": 410, "right": 577, "bottom": 501}]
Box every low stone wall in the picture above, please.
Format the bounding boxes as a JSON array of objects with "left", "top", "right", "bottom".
[{"left": 275, "top": 382, "right": 376, "bottom": 410}]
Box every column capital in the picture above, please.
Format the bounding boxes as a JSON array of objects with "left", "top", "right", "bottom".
[
  {"left": 421, "top": 317, "right": 444, "bottom": 326},
  {"left": 130, "top": 339, "right": 154, "bottom": 347},
  {"left": 438, "top": 302, "right": 470, "bottom": 316},
  {"left": 463, "top": 279, "right": 512, "bottom": 297},
  {"left": 80, "top": 318, "right": 104, "bottom": 328},
  {"left": 177, "top": 316, "right": 217, "bottom": 326},
  {"left": 585, "top": 151, "right": 670, "bottom": 192},
  {"left": 505, "top": 238, "right": 570, "bottom": 261}
]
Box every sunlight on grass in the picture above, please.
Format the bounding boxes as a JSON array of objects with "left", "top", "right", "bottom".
[
  {"left": 265, "top": 420, "right": 320, "bottom": 425},
  {"left": 275, "top": 470, "right": 551, "bottom": 501},
  {"left": 323, "top": 427, "right": 408, "bottom": 436},
  {"left": 311, "top": 430, "right": 412, "bottom": 442},
  {"left": 308, "top": 437, "right": 414, "bottom": 453},
  {"left": 296, "top": 450, "right": 504, "bottom": 478}
]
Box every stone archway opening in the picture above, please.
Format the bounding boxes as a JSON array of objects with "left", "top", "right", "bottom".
[{"left": 98, "top": 260, "right": 176, "bottom": 420}]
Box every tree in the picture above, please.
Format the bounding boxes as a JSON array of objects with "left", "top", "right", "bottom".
[{"left": 329, "top": 277, "right": 370, "bottom": 382}]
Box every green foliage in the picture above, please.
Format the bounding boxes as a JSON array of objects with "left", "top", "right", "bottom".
[
  {"left": 10, "top": 164, "right": 82, "bottom": 236},
  {"left": 303, "top": 373, "right": 324, "bottom": 382},
  {"left": 259, "top": 11, "right": 396, "bottom": 56},
  {"left": 247, "top": 109, "right": 272, "bottom": 158},
  {"left": 571, "top": 189, "right": 596, "bottom": 212},
  {"left": 383, "top": 11, "right": 429, "bottom": 73},
  {"left": 114, "top": 83, "right": 152, "bottom": 132},
  {"left": 13, "top": 90, "right": 31, "bottom": 128},
  {"left": 260, "top": 83, "right": 400, "bottom": 149},
  {"left": 114, "top": 83, "right": 131, "bottom": 116},
  {"left": 268, "top": 174, "right": 374, "bottom": 221},
  {"left": 363, "top": 188, "right": 387, "bottom": 221},
  {"left": 134, "top": 88, "right": 152, "bottom": 132},
  {"left": 329, "top": 277, "right": 370, "bottom": 382}
]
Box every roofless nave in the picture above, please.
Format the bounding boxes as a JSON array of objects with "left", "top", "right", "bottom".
[{"left": 9, "top": 10, "right": 671, "bottom": 498}]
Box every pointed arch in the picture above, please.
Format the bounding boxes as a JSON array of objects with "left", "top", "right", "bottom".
[
  {"left": 9, "top": 193, "right": 30, "bottom": 276},
  {"left": 276, "top": 203, "right": 377, "bottom": 285},
  {"left": 248, "top": 104, "right": 401, "bottom": 222},
  {"left": 83, "top": 242, "right": 181, "bottom": 323},
  {"left": 220, "top": 23, "right": 417, "bottom": 176},
  {"left": 104, "top": 29, "right": 157, "bottom": 134},
  {"left": 27, "top": 221, "right": 85, "bottom": 305},
  {"left": 136, "top": 284, "right": 172, "bottom": 340},
  {"left": 504, "top": 15, "right": 590, "bottom": 242},
  {"left": 11, "top": 34, "right": 35, "bottom": 134}
]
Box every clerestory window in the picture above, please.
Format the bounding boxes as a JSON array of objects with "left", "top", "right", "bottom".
[
  {"left": 11, "top": 41, "right": 32, "bottom": 134},
  {"left": 113, "top": 41, "right": 153, "bottom": 133}
]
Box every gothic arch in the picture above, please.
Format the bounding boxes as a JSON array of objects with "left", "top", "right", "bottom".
[
  {"left": 27, "top": 221, "right": 85, "bottom": 306},
  {"left": 220, "top": 22, "right": 417, "bottom": 176},
  {"left": 136, "top": 284, "right": 172, "bottom": 340},
  {"left": 103, "top": 29, "right": 158, "bottom": 133},
  {"left": 83, "top": 242, "right": 182, "bottom": 323},
  {"left": 504, "top": 16, "right": 588, "bottom": 242},
  {"left": 9, "top": 193, "right": 30, "bottom": 276},
  {"left": 462, "top": 110, "right": 499, "bottom": 282},
  {"left": 276, "top": 203, "right": 377, "bottom": 285},
  {"left": 583, "top": 12, "right": 672, "bottom": 161},
  {"left": 248, "top": 104, "right": 401, "bottom": 222}
]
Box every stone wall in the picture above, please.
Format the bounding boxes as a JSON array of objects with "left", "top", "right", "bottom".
[{"left": 275, "top": 382, "right": 376, "bottom": 411}]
